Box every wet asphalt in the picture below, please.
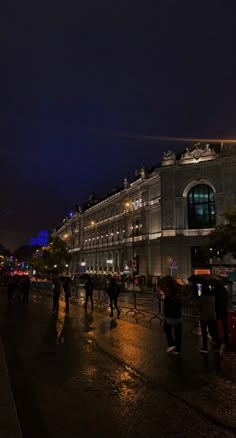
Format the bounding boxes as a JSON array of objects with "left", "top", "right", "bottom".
[{"left": 0, "top": 290, "right": 235, "bottom": 438}]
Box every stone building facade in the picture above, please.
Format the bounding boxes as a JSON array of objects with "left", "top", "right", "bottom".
[{"left": 52, "top": 144, "right": 236, "bottom": 282}]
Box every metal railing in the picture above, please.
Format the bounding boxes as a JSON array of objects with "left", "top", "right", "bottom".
[{"left": 31, "top": 281, "right": 200, "bottom": 326}]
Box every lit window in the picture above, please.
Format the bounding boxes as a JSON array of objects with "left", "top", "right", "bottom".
[{"left": 188, "top": 184, "right": 215, "bottom": 229}]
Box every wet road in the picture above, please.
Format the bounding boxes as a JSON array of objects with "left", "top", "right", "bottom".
[{"left": 0, "top": 291, "right": 234, "bottom": 438}]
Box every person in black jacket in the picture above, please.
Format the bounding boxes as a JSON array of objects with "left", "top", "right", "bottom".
[
  {"left": 62, "top": 277, "right": 71, "bottom": 312},
  {"left": 52, "top": 275, "right": 62, "bottom": 313},
  {"left": 84, "top": 276, "right": 94, "bottom": 311},
  {"left": 107, "top": 277, "right": 120, "bottom": 318},
  {"left": 161, "top": 276, "right": 183, "bottom": 355},
  {"left": 197, "top": 282, "right": 219, "bottom": 354}
]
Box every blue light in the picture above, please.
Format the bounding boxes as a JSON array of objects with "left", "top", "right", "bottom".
[{"left": 30, "top": 230, "right": 48, "bottom": 247}]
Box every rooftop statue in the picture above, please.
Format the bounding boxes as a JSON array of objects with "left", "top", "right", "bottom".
[
  {"left": 180, "top": 144, "right": 216, "bottom": 163},
  {"left": 124, "top": 177, "right": 130, "bottom": 188},
  {"left": 140, "top": 166, "right": 146, "bottom": 178},
  {"left": 162, "top": 150, "right": 176, "bottom": 160},
  {"left": 161, "top": 150, "right": 176, "bottom": 166}
]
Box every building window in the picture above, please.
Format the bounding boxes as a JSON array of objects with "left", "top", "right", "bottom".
[{"left": 188, "top": 184, "right": 215, "bottom": 229}]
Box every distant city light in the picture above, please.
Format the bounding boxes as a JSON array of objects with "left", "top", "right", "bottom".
[{"left": 30, "top": 230, "right": 48, "bottom": 247}]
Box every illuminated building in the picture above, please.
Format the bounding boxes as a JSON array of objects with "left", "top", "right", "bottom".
[{"left": 52, "top": 144, "right": 236, "bottom": 281}]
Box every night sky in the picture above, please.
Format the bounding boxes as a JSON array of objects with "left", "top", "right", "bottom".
[{"left": 1, "top": 1, "right": 235, "bottom": 251}]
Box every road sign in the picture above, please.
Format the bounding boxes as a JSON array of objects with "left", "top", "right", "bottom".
[{"left": 170, "top": 259, "right": 177, "bottom": 268}]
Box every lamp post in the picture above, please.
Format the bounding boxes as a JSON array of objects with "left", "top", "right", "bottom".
[
  {"left": 124, "top": 201, "right": 135, "bottom": 290},
  {"left": 123, "top": 201, "right": 143, "bottom": 318},
  {"left": 90, "top": 220, "right": 98, "bottom": 273}
]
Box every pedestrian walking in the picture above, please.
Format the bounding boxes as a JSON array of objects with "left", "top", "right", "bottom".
[
  {"left": 52, "top": 274, "right": 62, "bottom": 313},
  {"left": 20, "top": 276, "right": 31, "bottom": 303},
  {"left": 84, "top": 276, "right": 94, "bottom": 311},
  {"left": 62, "top": 276, "right": 71, "bottom": 312},
  {"left": 197, "top": 282, "right": 219, "bottom": 354},
  {"left": 160, "top": 276, "right": 184, "bottom": 355},
  {"left": 107, "top": 277, "right": 120, "bottom": 318}
]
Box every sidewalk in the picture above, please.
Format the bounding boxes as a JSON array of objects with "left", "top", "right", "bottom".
[
  {"left": 70, "top": 295, "right": 236, "bottom": 429},
  {"left": 0, "top": 337, "right": 22, "bottom": 438}
]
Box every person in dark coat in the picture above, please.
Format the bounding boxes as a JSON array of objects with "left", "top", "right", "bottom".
[
  {"left": 62, "top": 277, "right": 71, "bottom": 312},
  {"left": 20, "top": 276, "right": 31, "bottom": 303},
  {"left": 107, "top": 277, "right": 120, "bottom": 318},
  {"left": 84, "top": 276, "right": 94, "bottom": 311},
  {"left": 52, "top": 275, "right": 62, "bottom": 313},
  {"left": 197, "top": 282, "right": 219, "bottom": 354},
  {"left": 161, "top": 276, "right": 183, "bottom": 355}
]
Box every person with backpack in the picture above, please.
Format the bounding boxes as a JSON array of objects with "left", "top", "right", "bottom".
[
  {"left": 107, "top": 277, "right": 120, "bottom": 318},
  {"left": 84, "top": 276, "right": 94, "bottom": 311}
]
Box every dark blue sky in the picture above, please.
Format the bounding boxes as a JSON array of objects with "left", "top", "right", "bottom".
[{"left": 1, "top": 1, "right": 235, "bottom": 250}]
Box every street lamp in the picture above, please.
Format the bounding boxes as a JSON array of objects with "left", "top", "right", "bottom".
[
  {"left": 124, "top": 201, "right": 135, "bottom": 289},
  {"left": 123, "top": 201, "right": 143, "bottom": 318},
  {"left": 90, "top": 220, "right": 98, "bottom": 273}
]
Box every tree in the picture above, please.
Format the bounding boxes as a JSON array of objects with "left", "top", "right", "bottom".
[
  {"left": 209, "top": 207, "right": 236, "bottom": 257},
  {"left": 27, "top": 237, "right": 71, "bottom": 275},
  {"left": 42, "top": 236, "right": 71, "bottom": 272}
]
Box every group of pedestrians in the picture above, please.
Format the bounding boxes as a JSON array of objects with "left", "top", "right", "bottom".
[
  {"left": 83, "top": 275, "right": 121, "bottom": 318},
  {"left": 52, "top": 274, "right": 121, "bottom": 318},
  {"left": 6, "top": 271, "right": 230, "bottom": 359},
  {"left": 189, "top": 278, "right": 228, "bottom": 355},
  {"left": 159, "top": 275, "right": 229, "bottom": 357}
]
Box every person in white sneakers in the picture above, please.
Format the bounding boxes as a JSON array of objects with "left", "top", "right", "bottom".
[
  {"left": 197, "top": 282, "right": 219, "bottom": 354},
  {"left": 161, "top": 276, "right": 184, "bottom": 355}
]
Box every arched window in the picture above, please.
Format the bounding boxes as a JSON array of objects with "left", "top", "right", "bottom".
[{"left": 188, "top": 184, "right": 215, "bottom": 229}]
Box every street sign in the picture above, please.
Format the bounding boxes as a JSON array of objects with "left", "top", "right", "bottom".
[{"left": 170, "top": 259, "right": 177, "bottom": 268}]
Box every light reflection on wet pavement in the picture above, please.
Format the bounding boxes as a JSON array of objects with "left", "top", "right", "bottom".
[{"left": 0, "top": 291, "right": 235, "bottom": 438}]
